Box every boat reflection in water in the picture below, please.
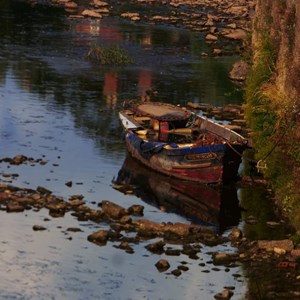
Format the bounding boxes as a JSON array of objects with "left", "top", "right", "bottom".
[{"left": 113, "top": 155, "right": 241, "bottom": 232}]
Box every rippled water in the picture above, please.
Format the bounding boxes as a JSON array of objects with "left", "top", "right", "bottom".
[{"left": 0, "top": 1, "right": 288, "bottom": 299}]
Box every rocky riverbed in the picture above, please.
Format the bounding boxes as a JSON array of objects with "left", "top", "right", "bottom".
[
  {"left": 1, "top": 154, "right": 300, "bottom": 299},
  {"left": 28, "top": 0, "right": 254, "bottom": 58}
]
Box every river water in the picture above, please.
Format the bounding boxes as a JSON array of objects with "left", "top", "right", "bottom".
[{"left": 0, "top": 1, "right": 289, "bottom": 299}]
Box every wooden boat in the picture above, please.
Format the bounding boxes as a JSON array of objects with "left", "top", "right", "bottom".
[{"left": 119, "top": 102, "right": 248, "bottom": 184}]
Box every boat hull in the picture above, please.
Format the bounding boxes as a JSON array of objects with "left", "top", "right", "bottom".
[{"left": 125, "top": 132, "right": 226, "bottom": 184}]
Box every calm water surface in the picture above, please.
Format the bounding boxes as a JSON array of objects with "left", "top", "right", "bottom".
[{"left": 0, "top": 1, "right": 287, "bottom": 299}]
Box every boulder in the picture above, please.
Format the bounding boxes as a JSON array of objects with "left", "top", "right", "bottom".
[
  {"left": 206, "top": 34, "right": 218, "bottom": 41},
  {"left": 214, "top": 289, "right": 233, "bottom": 300},
  {"left": 257, "top": 240, "right": 294, "bottom": 252},
  {"left": 145, "top": 240, "right": 165, "bottom": 254},
  {"left": 87, "top": 230, "right": 108, "bottom": 246},
  {"left": 155, "top": 259, "right": 170, "bottom": 272},
  {"left": 229, "top": 60, "right": 250, "bottom": 81},
  {"left": 81, "top": 9, "right": 102, "bottom": 18},
  {"left": 224, "top": 29, "right": 247, "bottom": 40},
  {"left": 100, "top": 200, "right": 127, "bottom": 219}
]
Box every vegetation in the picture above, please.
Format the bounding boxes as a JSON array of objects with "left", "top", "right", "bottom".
[
  {"left": 86, "top": 44, "right": 133, "bottom": 65},
  {"left": 245, "top": 12, "right": 300, "bottom": 230}
]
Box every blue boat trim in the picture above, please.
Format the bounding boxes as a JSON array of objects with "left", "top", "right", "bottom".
[{"left": 165, "top": 144, "right": 226, "bottom": 156}]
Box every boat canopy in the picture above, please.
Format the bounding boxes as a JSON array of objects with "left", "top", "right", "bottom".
[{"left": 133, "top": 103, "right": 191, "bottom": 121}]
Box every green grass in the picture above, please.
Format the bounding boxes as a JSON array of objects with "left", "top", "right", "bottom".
[{"left": 86, "top": 45, "right": 133, "bottom": 65}]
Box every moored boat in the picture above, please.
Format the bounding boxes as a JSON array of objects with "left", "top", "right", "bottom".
[{"left": 119, "top": 102, "right": 248, "bottom": 184}]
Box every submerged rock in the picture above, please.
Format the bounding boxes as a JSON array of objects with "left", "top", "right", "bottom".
[
  {"left": 155, "top": 259, "right": 170, "bottom": 272},
  {"left": 214, "top": 289, "right": 233, "bottom": 300},
  {"left": 100, "top": 200, "right": 127, "bottom": 219}
]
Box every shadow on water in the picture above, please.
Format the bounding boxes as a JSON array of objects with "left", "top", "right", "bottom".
[{"left": 113, "top": 154, "right": 241, "bottom": 233}]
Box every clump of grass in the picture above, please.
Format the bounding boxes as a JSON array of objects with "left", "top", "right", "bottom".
[{"left": 86, "top": 44, "right": 133, "bottom": 65}]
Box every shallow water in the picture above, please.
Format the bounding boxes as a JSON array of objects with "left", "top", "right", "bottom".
[{"left": 0, "top": 1, "right": 290, "bottom": 299}]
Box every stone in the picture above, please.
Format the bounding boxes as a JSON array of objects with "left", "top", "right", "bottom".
[
  {"left": 213, "top": 253, "right": 237, "bottom": 265},
  {"left": 224, "top": 29, "right": 247, "bottom": 40},
  {"left": 229, "top": 60, "right": 250, "bottom": 81},
  {"left": 230, "top": 228, "right": 243, "bottom": 239},
  {"left": 100, "top": 200, "right": 127, "bottom": 219},
  {"left": 214, "top": 289, "right": 234, "bottom": 300},
  {"left": 87, "top": 230, "right": 108, "bottom": 246},
  {"left": 92, "top": 0, "right": 108, "bottom": 7},
  {"left": 291, "top": 249, "right": 300, "bottom": 257},
  {"left": 37, "top": 186, "right": 52, "bottom": 195},
  {"left": 171, "top": 269, "right": 182, "bottom": 277},
  {"left": 274, "top": 247, "right": 286, "bottom": 255},
  {"left": 178, "top": 265, "right": 189, "bottom": 271},
  {"left": 65, "top": 1, "right": 77, "bottom": 8},
  {"left": 155, "top": 259, "right": 170, "bottom": 272},
  {"left": 257, "top": 240, "right": 294, "bottom": 252},
  {"left": 206, "top": 34, "right": 218, "bottom": 41},
  {"left": 145, "top": 240, "right": 165, "bottom": 254},
  {"left": 6, "top": 202, "right": 24, "bottom": 213},
  {"left": 81, "top": 9, "right": 102, "bottom": 18},
  {"left": 213, "top": 48, "right": 222, "bottom": 56},
  {"left": 33, "top": 225, "right": 47, "bottom": 231},
  {"left": 127, "top": 204, "right": 144, "bottom": 216},
  {"left": 66, "top": 227, "right": 83, "bottom": 232},
  {"left": 12, "top": 155, "right": 27, "bottom": 165}
]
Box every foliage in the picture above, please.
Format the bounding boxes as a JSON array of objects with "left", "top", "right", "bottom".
[
  {"left": 245, "top": 25, "right": 300, "bottom": 228},
  {"left": 86, "top": 44, "right": 133, "bottom": 65}
]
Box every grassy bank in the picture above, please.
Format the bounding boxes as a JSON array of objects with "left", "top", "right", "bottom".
[{"left": 245, "top": 1, "right": 300, "bottom": 231}]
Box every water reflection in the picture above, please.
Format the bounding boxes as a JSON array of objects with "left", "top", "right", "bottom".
[{"left": 113, "top": 155, "right": 241, "bottom": 232}]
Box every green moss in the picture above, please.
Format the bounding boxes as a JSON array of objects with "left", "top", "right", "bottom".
[{"left": 86, "top": 45, "right": 133, "bottom": 65}]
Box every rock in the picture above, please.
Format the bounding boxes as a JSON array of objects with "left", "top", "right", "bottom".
[
  {"left": 230, "top": 228, "right": 243, "bottom": 239},
  {"left": 119, "top": 215, "right": 132, "bottom": 224},
  {"left": 92, "top": 0, "right": 108, "bottom": 7},
  {"left": 229, "top": 60, "right": 250, "bottom": 81},
  {"left": 257, "top": 240, "right": 294, "bottom": 252},
  {"left": 37, "top": 186, "right": 52, "bottom": 195},
  {"left": 6, "top": 202, "right": 24, "bottom": 213},
  {"left": 155, "top": 259, "right": 170, "bottom": 272},
  {"left": 64, "top": 1, "right": 77, "bottom": 8},
  {"left": 274, "top": 247, "right": 286, "bottom": 255},
  {"left": 213, "top": 48, "right": 222, "bottom": 56},
  {"left": 127, "top": 204, "right": 144, "bottom": 216},
  {"left": 213, "top": 253, "right": 237, "bottom": 265},
  {"left": 12, "top": 155, "right": 27, "bottom": 165},
  {"left": 266, "top": 221, "right": 281, "bottom": 228},
  {"left": 100, "top": 200, "right": 127, "bottom": 219},
  {"left": 206, "top": 34, "right": 218, "bottom": 41},
  {"left": 291, "top": 249, "right": 300, "bottom": 257},
  {"left": 171, "top": 269, "right": 182, "bottom": 277},
  {"left": 145, "top": 240, "right": 165, "bottom": 254},
  {"left": 87, "top": 230, "right": 108, "bottom": 246},
  {"left": 227, "top": 23, "right": 237, "bottom": 29},
  {"left": 178, "top": 265, "right": 189, "bottom": 271},
  {"left": 121, "top": 12, "right": 140, "bottom": 21},
  {"left": 65, "top": 181, "right": 73, "bottom": 187},
  {"left": 66, "top": 227, "right": 83, "bottom": 232},
  {"left": 33, "top": 225, "right": 47, "bottom": 231},
  {"left": 224, "top": 29, "right": 247, "bottom": 40},
  {"left": 165, "top": 249, "right": 181, "bottom": 256},
  {"left": 81, "top": 9, "right": 102, "bottom": 18},
  {"left": 214, "top": 289, "right": 233, "bottom": 300}
]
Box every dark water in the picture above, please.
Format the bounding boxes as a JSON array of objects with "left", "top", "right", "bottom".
[{"left": 0, "top": 1, "right": 289, "bottom": 299}]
